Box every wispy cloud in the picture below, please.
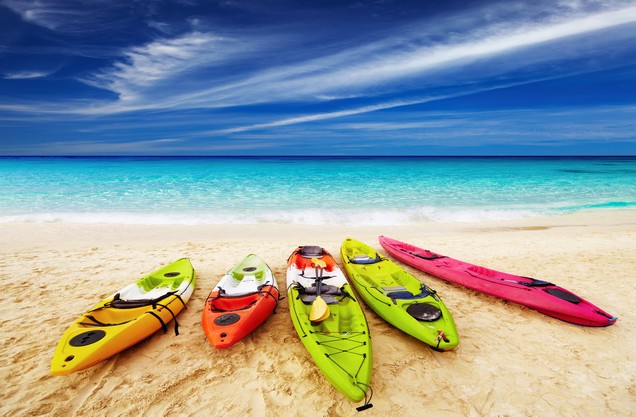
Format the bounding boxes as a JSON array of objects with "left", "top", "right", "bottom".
[
  {"left": 83, "top": 32, "right": 231, "bottom": 101},
  {"left": 210, "top": 99, "right": 432, "bottom": 134},
  {"left": 201, "top": 75, "right": 575, "bottom": 135},
  {"left": 213, "top": 4, "right": 636, "bottom": 104},
  {"left": 20, "top": 137, "right": 184, "bottom": 155},
  {"left": 211, "top": 106, "right": 636, "bottom": 150},
  {"left": 3, "top": 1, "right": 636, "bottom": 132},
  {"left": 4, "top": 136, "right": 285, "bottom": 155},
  {"left": 0, "top": 0, "right": 129, "bottom": 32},
  {"left": 83, "top": 3, "right": 636, "bottom": 114},
  {"left": 75, "top": 29, "right": 274, "bottom": 110},
  {"left": 3, "top": 70, "right": 54, "bottom": 79}
]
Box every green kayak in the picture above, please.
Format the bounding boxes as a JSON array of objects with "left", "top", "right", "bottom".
[
  {"left": 341, "top": 238, "right": 458, "bottom": 351},
  {"left": 287, "top": 246, "right": 373, "bottom": 407}
]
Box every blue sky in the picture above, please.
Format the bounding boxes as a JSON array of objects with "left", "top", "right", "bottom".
[{"left": 1, "top": 0, "right": 635, "bottom": 155}]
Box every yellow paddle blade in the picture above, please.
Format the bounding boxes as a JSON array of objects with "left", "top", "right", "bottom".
[
  {"left": 315, "top": 309, "right": 330, "bottom": 322},
  {"left": 309, "top": 296, "right": 330, "bottom": 322},
  {"left": 311, "top": 258, "right": 327, "bottom": 268}
]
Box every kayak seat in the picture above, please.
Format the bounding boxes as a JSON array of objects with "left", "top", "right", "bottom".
[
  {"left": 295, "top": 283, "right": 343, "bottom": 305},
  {"left": 305, "top": 283, "right": 342, "bottom": 296},
  {"left": 348, "top": 254, "right": 382, "bottom": 264},
  {"left": 301, "top": 294, "right": 340, "bottom": 305},
  {"left": 300, "top": 246, "right": 325, "bottom": 258},
  {"left": 387, "top": 290, "right": 428, "bottom": 300},
  {"left": 111, "top": 291, "right": 174, "bottom": 309},
  {"left": 386, "top": 285, "right": 430, "bottom": 304}
]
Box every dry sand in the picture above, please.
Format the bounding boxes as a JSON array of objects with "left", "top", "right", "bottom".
[{"left": 1, "top": 210, "right": 634, "bottom": 417}]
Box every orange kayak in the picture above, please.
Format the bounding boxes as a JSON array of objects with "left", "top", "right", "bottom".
[{"left": 202, "top": 254, "right": 279, "bottom": 348}]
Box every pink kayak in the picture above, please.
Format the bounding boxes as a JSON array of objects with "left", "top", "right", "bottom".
[{"left": 379, "top": 236, "right": 617, "bottom": 327}]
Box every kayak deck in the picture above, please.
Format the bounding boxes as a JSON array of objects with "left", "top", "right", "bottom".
[
  {"left": 379, "top": 236, "right": 617, "bottom": 327},
  {"left": 341, "top": 238, "right": 459, "bottom": 351}
]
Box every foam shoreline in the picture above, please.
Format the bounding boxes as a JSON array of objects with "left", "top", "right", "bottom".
[
  {"left": 1, "top": 204, "right": 634, "bottom": 226},
  {"left": 1, "top": 210, "right": 634, "bottom": 416}
]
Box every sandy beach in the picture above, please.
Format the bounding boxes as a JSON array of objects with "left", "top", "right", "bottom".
[{"left": 1, "top": 210, "right": 634, "bottom": 417}]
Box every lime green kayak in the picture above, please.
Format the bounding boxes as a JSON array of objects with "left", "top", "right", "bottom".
[
  {"left": 341, "top": 238, "right": 458, "bottom": 351},
  {"left": 287, "top": 246, "right": 373, "bottom": 406}
]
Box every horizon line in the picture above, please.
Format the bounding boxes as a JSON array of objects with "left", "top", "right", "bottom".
[{"left": 1, "top": 154, "right": 635, "bottom": 158}]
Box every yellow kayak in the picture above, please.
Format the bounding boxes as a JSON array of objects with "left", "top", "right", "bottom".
[{"left": 51, "top": 258, "right": 196, "bottom": 375}]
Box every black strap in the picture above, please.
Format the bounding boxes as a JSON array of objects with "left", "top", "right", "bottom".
[
  {"left": 356, "top": 384, "right": 374, "bottom": 411},
  {"left": 155, "top": 303, "right": 180, "bottom": 335},
  {"left": 205, "top": 288, "right": 226, "bottom": 305},
  {"left": 173, "top": 293, "right": 187, "bottom": 309},
  {"left": 259, "top": 285, "right": 280, "bottom": 313},
  {"left": 146, "top": 311, "right": 168, "bottom": 334},
  {"left": 338, "top": 286, "right": 356, "bottom": 302},
  {"left": 298, "top": 270, "right": 337, "bottom": 280}
]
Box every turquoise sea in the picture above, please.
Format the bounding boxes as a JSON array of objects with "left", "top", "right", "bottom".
[{"left": 0, "top": 156, "right": 634, "bottom": 225}]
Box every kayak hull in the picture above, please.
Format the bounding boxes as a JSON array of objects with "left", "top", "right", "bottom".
[
  {"left": 379, "top": 236, "right": 617, "bottom": 327},
  {"left": 341, "top": 238, "right": 458, "bottom": 351}
]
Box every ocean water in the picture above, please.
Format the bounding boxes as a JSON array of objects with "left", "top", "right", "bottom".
[{"left": 0, "top": 156, "right": 634, "bottom": 225}]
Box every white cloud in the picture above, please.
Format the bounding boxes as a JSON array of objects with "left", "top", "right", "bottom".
[
  {"left": 204, "top": 77, "right": 559, "bottom": 135},
  {"left": 3, "top": 70, "right": 53, "bottom": 79},
  {"left": 8, "top": 136, "right": 283, "bottom": 155},
  {"left": 101, "top": 4, "right": 636, "bottom": 113},
  {"left": 3, "top": 1, "right": 636, "bottom": 123},
  {"left": 226, "top": 5, "right": 636, "bottom": 100},
  {"left": 81, "top": 31, "right": 259, "bottom": 103},
  {"left": 24, "top": 137, "right": 184, "bottom": 155},
  {"left": 0, "top": 0, "right": 116, "bottom": 32},
  {"left": 210, "top": 96, "right": 456, "bottom": 134}
]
